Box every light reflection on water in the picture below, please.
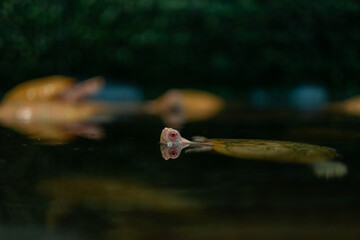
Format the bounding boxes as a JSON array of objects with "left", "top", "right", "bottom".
[{"left": 1, "top": 110, "right": 360, "bottom": 239}]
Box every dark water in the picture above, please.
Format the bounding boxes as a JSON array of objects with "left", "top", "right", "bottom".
[{"left": 1, "top": 109, "right": 360, "bottom": 240}]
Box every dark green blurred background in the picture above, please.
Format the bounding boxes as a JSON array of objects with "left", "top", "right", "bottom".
[{"left": 1, "top": 0, "right": 359, "bottom": 98}]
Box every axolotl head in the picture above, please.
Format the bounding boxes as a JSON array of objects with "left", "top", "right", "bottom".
[{"left": 160, "top": 127, "right": 192, "bottom": 160}]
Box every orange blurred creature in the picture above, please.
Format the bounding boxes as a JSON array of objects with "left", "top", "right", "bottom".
[
  {"left": 145, "top": 89, "right": 225, "bottom": 128},
  {"left": 0, "top": 76, "right": 225, "bottom": 143},
  {"left": 0, "top": 76, "right": 107, "bottom": 144},
  {"left": 328, "top": 96, "right": 360, "bottom": 117}
]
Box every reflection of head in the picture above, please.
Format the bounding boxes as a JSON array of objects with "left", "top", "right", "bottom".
[
  {"left": 160, "top": 128, "right": 183, "bottom": 160},
  {"left": 160, "top": 127, "right": 192, "bottom": 160},
  {"left": 160, "top": 144, "right": 182, "bottom": 160}
]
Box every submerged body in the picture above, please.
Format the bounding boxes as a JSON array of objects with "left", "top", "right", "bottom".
[
  {"left": 160, "top": 128, "right": 346, "bottom": 178},
  {"left": 202, "top": 138, "right": 337, "bottom": 164}
]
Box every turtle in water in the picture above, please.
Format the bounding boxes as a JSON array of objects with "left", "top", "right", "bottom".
[{"left": 160, "top": 127, "right": 347, "bottom": 179}]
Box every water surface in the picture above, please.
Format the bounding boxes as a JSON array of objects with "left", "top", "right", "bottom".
[{"left": 1, "top": 109, "right": 360, "bottom": 240}]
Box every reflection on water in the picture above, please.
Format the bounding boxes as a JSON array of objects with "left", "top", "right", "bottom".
[
  {"left": 160, "top": 127, "right": 347, "bottom": 179},
  {"left": 38, "top": 177, "right": 202, "bottom": 239},
  {"left": 2, "top": 77, "right": 360, "bottom": 239},
  {"left": 0, "top": 117, "right": 359, "bottom": 239},
  {"left": 0, "top": 101, "right": 107, "bottom": 145}
]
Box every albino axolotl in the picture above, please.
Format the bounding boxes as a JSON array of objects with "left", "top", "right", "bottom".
[{"left": 160, "top": 127, "right": 347, "bottom": 179}]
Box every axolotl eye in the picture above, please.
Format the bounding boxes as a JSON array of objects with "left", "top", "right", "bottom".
[
  {"left": 168, "top": 131, "right": 178, "bottom": 140},
  {"left": 169, "top": 149, "right": 179, "bottom": 158}
]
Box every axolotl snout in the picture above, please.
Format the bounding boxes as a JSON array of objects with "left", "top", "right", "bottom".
[{"left": 160, "top": 127, "right": 192, "bottom": 160}]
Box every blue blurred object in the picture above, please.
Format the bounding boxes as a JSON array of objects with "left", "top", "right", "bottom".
[
  {"left": 249, "top": 85, "right": 329, "bottom": 110},
  {"left": 92, "top": 83, "right": 143, "bottom": 102},
  {"left": 249, "top": 88, "right": 270, "bottom": 108},
  {"left": 290, "top": 85, "right": 328, "bottom": 111}
]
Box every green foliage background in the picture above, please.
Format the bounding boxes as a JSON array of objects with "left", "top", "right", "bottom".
[{"left": 0, "top": 0, "right": 359, "bottom": 95}]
